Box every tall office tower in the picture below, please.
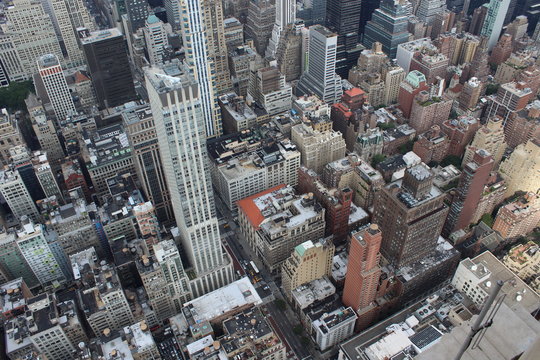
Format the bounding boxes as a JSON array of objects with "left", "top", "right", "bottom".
[
  {"left": 125, "top": 0, "right": 149, "bottom": 33},
  {"left": 164, "top": 0, "right": 181, "bottom": 30},
  {"left": 296, "top": 25, "right": 343, "bottom": 104},
  {"left": 416, "top": 0, "right": 447, "bottom": 26},
  {"left": 177, "top": 0, "right": 225, "bottom": 138},
  {"left": 0, "top": 169, "right": 40, "bottom": 221},
  {"left": 153, "top": 240, "right": 192, "bottom": 311},
  {"left": 325, "top": 0, "right": 362, "bottom": 77},
  {"left": 16, "top": 219, "right": 70, "bottom": 288},
  {"left": 145, "top": 62, "right": 233, "bottom": 297},
  {"left": 50, "top": 0, "right": 95, "bottom": 67},
  {"left": 0, "top": 231, "right": 39, "bottom": 288},
  {"left": 372, "top": 164, "right": 448, "bottom": 267},
  {"left": 489, "top": 33, "right": 513, "bottom": 66},
  {"left": 245, "top": 0, "right": 276, "bottom": 55},
  {"left": 31, "top": 110, "right": 65, "bottom": 169},
  {"left": 33, "top": 152, "right": 64, "bottom": 201},
  {"left": 81, "top": 28, "right": 136, "bottom": 109},
  {"left": 2, "top": 0, "right": 63, "bottom": 80},
  {"left": 499, "top": 139, "right": 540, "bottom": 197},
  {"left": 342, "top": 225, "right": 382, "bottom": 327},
  {"left": 281, "top": 239, "right": 335, "bottom": 300},
  {"left": 359, "top": 0, "right": 382, "bottom": 35},
  {"left": 485, "top": 82, "right": 533, "bottom": 123},
  {"left": 275, "top": 22, "right": 304, "bottom": 81},
  {"left": 37, "top": 55, "right": 76, "bottom": 122},
  {"left": 122, "top": 104, "right": 173, "bottom": 225},
  {"left": 203, "top": 0, "right": 233, "bottom": 95},
  {"left": 10, "top": 146, "right": 46, "bottom": 203},
  {"left": 443, "top": 150, "right": 494, "bottom": 237},
  {"left": 481, "top": 0, "right": 511, "bottom": 50},
  {"left": 144, "top": 15, "right": 169, "bottom": 65},
  {"left": 463, "top": 116, "right": 507, "bottom": 166},
  {"left": 266, "top": 0, "right": 296, "bottom": 58},
  {"left": 363, "top": 0, "right": 412, "bottom": 59}
]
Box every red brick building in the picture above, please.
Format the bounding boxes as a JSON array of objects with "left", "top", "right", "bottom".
[
  {"left": 398, "top": 70, "right": 429, "bottom": 118},
  {"left": 413, "top": 125, "right": 449, "bottom": 164},
  {"left": 441, "top": 116, "right": 480, "bottom": 157}
]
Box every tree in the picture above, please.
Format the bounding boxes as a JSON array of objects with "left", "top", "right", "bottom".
[
  {"left": 0, "top": 81, "right": 34, "bottom": 111},
  {"left": 440, "top": 155, "right": 462, "bottom": 168},
  {"left": 371, "top": 154, "right": 386, "bottom": 167},
  {"left": 293, "top": 324, "right": 303, "bottom": 335},
  {"left": 398, "top": 140, "right": 414, "bottom": 154},
  {"left": 480, "top": 213, "right": 494, "bottom": 227},
  {"left": 485, "top": 83, "right": 499, "bottom": 96},
  {"left": 377, "top": 122, "right": 396, "bottom": 130}
]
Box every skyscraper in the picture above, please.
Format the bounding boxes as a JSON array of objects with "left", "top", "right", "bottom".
[
  {"left": 145, "top": 61, "right": 233, "bottom": 297},
  {"left": 0, "top": 169, "right": 40, "bottom": 222},
  {"left": 178, "top": 0, "right": 225, "bottom": 138},
  {"left": 481, "top": 0, "right": 511, "bottom": 50},
  {"left": 342, "top": 225, "right": 382, "bottom": 315},
  {"left": 416, "top": 0, "right": 447, "bottom": 26},
  {"left": 325, "top": 0, "right": 362, "bottom": 77},
  {"left": 296, "top": 25, "right": 343, "bottom": 104},
  {"left": 372, "top": 164, "right": 448, "bottom": 267},
  {"left": 245, "top": 0, "right": 276, "bottom": 55},
  {"left": 443, "top": 150, "right": 494, "bottom": 238},
  {"left": 125, "top": 0, "right": 149, "bottom": 33},
  {"left": 363, "top": 0, "right": 412, "bottom": 58},
  {"left": 37, "top": 54, "right": 76, "bottom": 122},
  {"left": 81, "top": 29, "right": 136, "bottom": 109},
  {"left": 266, "top": 0, "right": 296, "bottom": 58}
]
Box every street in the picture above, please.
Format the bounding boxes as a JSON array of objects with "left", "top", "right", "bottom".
[{"left": 214, "top": 192, "right": 313, "bottom": 360}]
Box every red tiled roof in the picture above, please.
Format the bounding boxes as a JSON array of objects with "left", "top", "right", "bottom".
[{"left": 236, "top": 184, "right": 286, "bottom": 229}]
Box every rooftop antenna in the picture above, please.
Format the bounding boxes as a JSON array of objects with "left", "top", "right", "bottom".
[{"left": 453, "top": 280, "right": 503, "bottom": 360}]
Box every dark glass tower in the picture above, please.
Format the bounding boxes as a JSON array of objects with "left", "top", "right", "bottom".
[
  {"left": 359, "top": 0, "right": 381, "bottom": 35},
  {"left": 81, "top": 28, "right": 136, "bottom": 109},
  {"left": 363, "top": 0, "right": 411, "bottom": 59},
  {"left": 325, "top": 0, "right": 363, "bottom": 77}
]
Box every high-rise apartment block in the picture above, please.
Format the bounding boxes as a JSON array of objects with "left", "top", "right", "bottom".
[
  {"left": 363, "top": 0, "right": 412, "bottom": 58},
  {"left": 493, "top": 192, "right": 540, "bottom": 239},
  {"left": 485, "top": 82, "right": 533, "bottom": 123},
  {"left": 291, "top": 123, "right": 347, "bottom": 173},
  {"left": 481, "top": 0, "right": 511, "bottom": 50},
  {"left": 296, "top": 25, "right": 343, "bottom": 104},
  {"left": 463, "top": 116, "right": 507, "bottom": 166},
  {"left": 409, "top": 51, "right": 449, "bottom": 85},
  {"left": 81, "top": 28, "right": 136, "bottom": 109},
  {"left": 37, "top": 54, "right": 76, "bottom": 122},
  {"left": 489, "top": 33, "right": 513, "bottom": 65},
  {"left": 409, "top": 91, "right": 453, "bottom": 133},
  {"left": 458, "top": 77, "right": 483, "bottom": 113},
  {"left": 443, "top": 150, "right": 494, "bottom": 237},
  {"left": 145, "top": 61, "right": 233, "bottom": 296},
  {"left": 237, "top": 185, "right": 326, "bottom": 272},
  {"left": 342, "top": 225, "right": 382, "bottom": 330},
  {"left": 504, "top": 101, "right": 540, "bottom": 148},
  {"left": 281, "top": 238, "right": 335, "bottom": 299},
  {"left": 373, "top": 164, "right": 449, "bottom": 267},
  {"left": 499, "top": 139, "right": 540, "bottom": 197},
  {"left": 31, "top": 110, "right": 65, "bottom": 169},
  {"left": 122, "top": 104, "right": 173, "bottom": 225}
]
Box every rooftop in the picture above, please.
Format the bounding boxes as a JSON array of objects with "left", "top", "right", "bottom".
[
  {"left": 80, "top": 28, "right": 123, "bottom": 44},
  {"left": 291, "top": 276, "right": 336, "bottom": 309},
  {"left": 84, "top": 124, "right": 131, "bottom": 168},
  {"left": 182, "top": 277, "right": 262, "bottom": 323}
]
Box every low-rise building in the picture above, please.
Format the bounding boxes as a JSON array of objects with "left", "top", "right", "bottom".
[
  {"left": 312, "top": 306, "right": 357, "bottom": 351},
  {"left": 503, "top": 241, "right": 540, "bottom": 292}
]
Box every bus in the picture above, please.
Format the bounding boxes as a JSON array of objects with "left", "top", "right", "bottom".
[{"left": 249, "top": 261, "right": 260, "bottom": 274}]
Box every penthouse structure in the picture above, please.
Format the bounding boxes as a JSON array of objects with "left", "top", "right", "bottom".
[
  {"left": 237, "top": 185, "right": 326, "bottom": 272},
  {"left": 208, "top": 130, "right": 300, "bottom": 212}
]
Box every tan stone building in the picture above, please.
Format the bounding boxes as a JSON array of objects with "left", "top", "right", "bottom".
[
  {"left": 463, "top": 116, "right": 507, "bottom": 167},
  {"left": 503, "top": 241, "right": 540, "bottom": 292},
  {"left": 499, "top": 139, "right": 540, "bottom": 197}
]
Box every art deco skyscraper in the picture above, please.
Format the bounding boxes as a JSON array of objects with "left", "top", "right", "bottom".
[
  {"left": 266, "top": 0, "right": 296, "bottom": 58},
  {"left": 145, "top": 61, "right": 233, "bottom": 297},
  {"left": 37, "top": 54, "right": 76, "bottom": 122}
]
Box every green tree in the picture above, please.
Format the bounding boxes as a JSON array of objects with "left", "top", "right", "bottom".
[
  {"left": 371, "top": 154, "right": 386, "bottom": 167},
  {"left": 377, "top": 122, "right": 396, "bottom": 130},
  {"left": 293, "top": 324, "right": 303, "bottom": 335},
  {"left": 440, "top": 155, "right": 462, "bottom": 168},
  {"left": 485, "top": 83, "right": 499, "bottom": 96},
  {"left": 480, "top": 213, "right": 494, "bottom": 227},
  {"left": 398, "top": 140, "right": 414, "bottom": 154},
  {"left": 0, "top": 81, "right": 34, "bottom": 111}
]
